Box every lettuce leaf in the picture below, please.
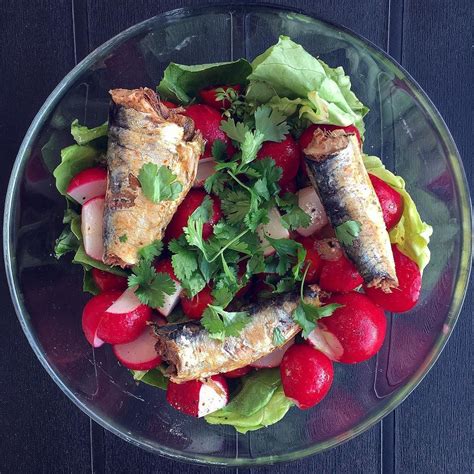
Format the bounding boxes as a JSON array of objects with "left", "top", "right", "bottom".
[
  {"left": 246, "top": 36, "right": 368, "bottom": 136},
  {"left": 363, "top": 155, "right": 433, "bottom": 271},
  {"left": 205, "top": 369, "right": 293, "bottom": 433},
  {"left": 131, "top": 368, "right": 168, "bottom": 390},
  {"left": 71, "top": 119, "right": 108, "bottom": 145},
  {"left": 157, "top": 59, "right": 252, "bottom": 104}
]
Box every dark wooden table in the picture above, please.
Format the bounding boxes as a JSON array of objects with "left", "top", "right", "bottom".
[{"left": 0, "top": 1, "right": 472, "bottom": 472}]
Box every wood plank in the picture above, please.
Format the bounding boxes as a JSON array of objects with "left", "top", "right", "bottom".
[
  {"left": 0, "top": 1, "right": 91, "bottom": 473},
  {"left": 395, "top": 1, "right": 473, "bottom": 473}
]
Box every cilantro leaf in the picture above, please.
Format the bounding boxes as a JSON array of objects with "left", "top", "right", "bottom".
[
  {"left": 190, "top": 194, "right": 213, "bottom": 222},
  {"left": 204, "top": 171, "right": 228, "bottom": 195},
  {"left": 138, "top": 240, "right": 163, "bottom": 262},
  {"left": 171, "top": 249, "right": 197, "bottom": 281},
  {"left": 220, "top": 118, "right": 249, "bottom": 143},
  {"left": 221, "top": 189, "right": 251, "bottom": 224},
  {"left": 211, "top": 287, "right": 234, "bottom": 308},
  {"left": 241, "top": 130, "right": 265, "bottom": 165},
  {"left": 293, "top": 303, "right": 316, "bottom": 337},
  {"left": 254, "top": 105, "right": 290, "bottom": 142},
  {"left": 119, "top": 234, "right": 128, "bottom": 243},
  {"left": 335, "top": 220, "right": 361, "bottom": 246},
  {"left": 211, "top": 139, "right": 227, "bottom": 161},
  {"left": 281, "top": 207, "right": 311, "bottom": 230},
  {"left": 138, "top": 163, "right": 183, "bottom": 203},
  {"left": 272, "top": 327, "right": 285, "bottom": 346},
  {"left": 294, "top": 301, "right": 343, "bottom": 338},
  {"left": 201, "top": 305, "right": 251, "bottom": 340}
]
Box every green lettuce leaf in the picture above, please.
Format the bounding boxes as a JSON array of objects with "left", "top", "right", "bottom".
[
  {"left": 72, "top": 244, "right": 127, "bottom": 277},
  {"left": 82, "top": 268, "right": 100, "bottom": 295},
  {"left": 246, "top": 36, "right": 368, "bottom": 136},
  {"left": 157, "top": 59, "right": 252, "bottom": 104},
  {"left": 363, "top": 155, "right": 433, "bottom": 271},
  {"left": 71, "top": 119, "right": 108, "bottom": 145},
  {"left": 131, "top": 368, "right": 168, "bottom": 390},
  {"left": 205, "top": 369, "right": 293, "bottom": 433}
]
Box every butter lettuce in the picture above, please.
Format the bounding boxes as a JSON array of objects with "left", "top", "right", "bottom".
[
  {"left": 246, "top": 36, "right": 369, "bottom": 136},
  {"left": 363, "top": 155, "right": 433, "bottom": 271},
  {"left": 131, "top": 368, "right": 169, "bottom": 390},
  {"left": 71, "top": 119, "right": 108, "bottom": 145},
  {"left": 205, "top": 369, "right": 293, "bottom": 433},
  {"left": 157, "top": 59, "right": 252, "bottom": 104}
]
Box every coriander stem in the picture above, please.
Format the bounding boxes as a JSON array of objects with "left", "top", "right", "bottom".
[
  {"left": 227, "top": 171, "right": 253, "bottom": 194},
  {"left": 207, "top": 228, "right": 250, "bottom": 263}
]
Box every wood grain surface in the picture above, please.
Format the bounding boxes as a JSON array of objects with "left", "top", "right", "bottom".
[{"left": 0, "top": 1, "right": 471, "bottom": 473}]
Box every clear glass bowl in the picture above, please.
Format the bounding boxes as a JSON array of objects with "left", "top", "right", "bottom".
[{"left": 3, "top": 5, "right": 471, "bottom": 467}]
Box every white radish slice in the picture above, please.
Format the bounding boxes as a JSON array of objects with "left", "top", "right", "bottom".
[
  {"left": 257, "top": 207, "right": 290, "bottom": 256},
  {"left": 250, "top": 338, "right": 294, "bottom": 368},
  {"left": 106, "top": 286, "right": 142, "bottom": 314},
  {"left": 67, "top": 167, "right": 107, "bottom": 204},
  {"left": 112, "top": 325, "right": 161, "bottom": 370},
  {"left": 156, "top": 281, "right": 182, "bottom": 317},
  {"left": 81, "top": 196, "right": 105, "bottom": 261},
  {"left": 193, "top": 158, "right": 216, "bottom": 188},
  {"left": 296, "top": 187, "right": 329, "bottom": 237},
  {"left": 198, "top": 378, "right": 229, "bottom": 417},
  {"left": 307, "top": 327, "right": 344, "bottom": 361}
]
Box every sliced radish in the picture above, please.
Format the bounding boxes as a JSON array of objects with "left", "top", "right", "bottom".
[
  {"left": 106, "top": 286, "right": 142, "bottom": 314},
  {"left": 296, "top": 187, "right": 328, "bottom": 237},
  {"left": 250, "top": 338, "right": 294, "bottom": 368},
  {"left": 112, "top": 324, "right": 161, "bottom": 370},
  {"left": 67, "top": 167, "right": 107, "bottom": 204},
  {"left": 257, "top": 207, "right": 290, "bottom": 256},
  {"left": 154, "top": 259, "right": 182, "bottom": 317},
  {"left": 307, "top": 327, "right": 344, "bottom": 361},
  {"left": 82, "top": 195, "right": 105, "bottom": 261},
  {"left": 166, "top": 375, "right": 229, "bottom": 417},
  {"left": 193, "top": 157, "right": 216, "bottom": 188}
]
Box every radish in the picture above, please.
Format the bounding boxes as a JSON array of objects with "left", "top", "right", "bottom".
[
  {"left": 193, "top": 157, "right": 216, "bottom": 188},
  {"left": 166, "top": 375, "right": 229, "bottom": 417},
  {"left": 154, "top": 259, "right": 182, "bottom": 317},
  {"left": 280, "top": 344, "right": 334, "bottom": 409},
  {"left": 81, "top": 195, "right": 105, "bottom": 261},
  {"left": 67, "top": 167, "right": 107, "bottom": 204},
  {"left": 296, "top": 187, "right": 328, "bottom": 237},
  {"left": 223, "top": 366, "right": 252, "bottom": 378},
  {"left": 257, "top": 207, "right": 290, "bottom": 256},
  {"left": 308, "top": 293, "right": 387, "bottom": 364},
  {"left": 250, "top": 338, "right": 294, "bottom": 368},
  {"left": 112, "top": 324, "right": 161, "bottom": 370}
]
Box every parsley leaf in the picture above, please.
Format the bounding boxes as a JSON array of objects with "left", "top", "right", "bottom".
[
  {"left": 138, "top": 163, "right": 183, "bottom": 203},
  {"left": 272, "top": 327, "right": 285, "bottom": 346},
  {"left": 335, "top": 220, "right": 361, "bottom": 246},
  {"left": 254, "top": 105, "right": 290, "bottom": 142},
  {"left": 201, "top": 305, "right": 251, "bottom": 341}
]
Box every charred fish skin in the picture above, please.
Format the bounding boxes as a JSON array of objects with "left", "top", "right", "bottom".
[
  {"left": 103, "top": 88, "right": 203, "bottom": 267},
  {"left": 304, "top": 129, "right": 398, "bottom": 291},
  {"left": 154, "top": 291, "right": 320, "bottom": 383}
]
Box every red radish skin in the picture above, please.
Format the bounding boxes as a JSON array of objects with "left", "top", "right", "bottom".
[
  {"left": 180, "top": 285, "right": 213, "bottom": 320},
  {"left": 91, "top": 268, "right": 127, "bottom": 293},
  {"left": 223, "top": 366, "right": 252, "bottom": 379},
  {"left": 82, "top": 291, "right": 121, "bottom": 347},
  {"left": 250, "top": 338, "right": 294, "bottom": 368},
  {"left": 256, "top": 134, "right": 300, "bottom": 185},
  {"left": 166, "top": 375, "right": 229, "bottom": 417},
  {"left": 280, "top": 344, "right": 334, "bottom": 409},
  {"left": 296, "top": 187, "right": 328, "bottom": 237},
  {"left": 369, "top": 174, "right": 404, "bottom": 230},
  {"left": 257, "top": 207, "right": 290, "bottom": 256},
  {"left": 183, "top": 104, "right": 234, "bottom": 158},
  {"left": 297, "top": 236, "right": 323, "bottom": 284},
  {"left": 199, "top": 85, "right": 241, "bottom": 110},
  {"left": 279, "top": 179, "right": 297, "bottom": 195},
  {"left": 112, "top": 325, "right": 161, "bottom": 370},
  {"left": 319, "top": 254, "right": 364, "bottom": 292},
  {"left": 81, "top": 195, "right": 105, "bottom": 261},
  {"left": 193, "top": 157, "right": 216, "bottom": 188},
  {"left": 364, "top": 245, "right": 422, "bottom": 313},
  {"left": 66, "top": 167, "right": 107, "bottom": 204},
  {"left": 309, "top": 293, "right": 387, "bottom": 363},
  {"left": 235, "top": 260, "right": 251, "bottom": 299},
  {"left": 165, "top": 190, "right": 222, "bottom": 241},
  {"left": 153, "top": 259, "right": 182, "bottom": 317}
]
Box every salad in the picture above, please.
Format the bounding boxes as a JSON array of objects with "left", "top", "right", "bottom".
[{"left": 53, "top": 36, "right": 432, "bottom": 433}]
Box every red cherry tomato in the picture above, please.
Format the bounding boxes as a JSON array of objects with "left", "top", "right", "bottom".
[
  {"left": 319, "top": 253, "right": 364, "bottom": 292},
  {"left": 297, "top": 236, "right": 322, "bottom": 284},
  {"left": 223, "top": 366, "right": 252, "bottom": 378},
  {"left": 364, "top": 245, "right": 421, "bottom": 312},
  {"left": 256, "top": 134, "right": 300, "bottom": 185},
  {"left": 280, "top": 344, "right": 334, "bottom": 409},
  {"left": 183, "top": 104, "right": 234, "bottom": 158},
  {"left": 369, "top": 174, "right": 404, "bottom": 230},
  {"left": 180, "top": 285, "right": 213, "bottom": 320},
  {"left": 165, "top": 190, "right": 222, "bottom": 241},
  {"left": 91, "top": 268, "right": 128, "bottom": 293},
  {"left": 161, "top": 100, "right": 177, "bottom": 109},
  {"left": 199, "top": 84, "right": 241, "bottom": 110},
  {"left": 319, "top": 293, "right": 387, "bottom": 363},
  {"left": 154, "top": 258, "right": 178, "bottom": 282}
]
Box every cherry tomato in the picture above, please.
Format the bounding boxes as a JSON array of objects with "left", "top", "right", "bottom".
[
  {"left": 180, "top": 285, "right": 213, "bottom": 320},
  {"left": 297, "top": 236, "right": 322, "bottom": 284},
  {"left": 364, "top": 245, "right": 421, "bottom": 313},
  {"left": 319, "top": 253, "right": 364, "bottom": 292},
  {"left": 91, "top": 268, "right": 128, "bottom": 293},
  {"left": 183, "top": 104, "right": 234, "bottom": 158},
  {"left": 165, "top": 190, "right": 222, "bottom": 241},
  {"left": 199, "top": 84, "right": 241, "bottom": 110},
  {"left": 223, "top": 366, "right": 252, "bottom": 378},
  {"left": 256, "top": 134, "right": 300, "bottom": 185},
  {"left": 161, "top": 100, "right": 177, "bottom": 109},
  {"left": 369, "top": 174, "right": 404, "bottom": 230}
]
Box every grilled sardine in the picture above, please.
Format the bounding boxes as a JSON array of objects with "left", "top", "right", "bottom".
[
  {"left": 304, "top": 129, "right": 397, "bottom": 291},
  {"left": 103, "top": 88, "right": 203, "bottom": 267},
  {"left": 154, "top": 291, "right": 320, "bottom": 382}
]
